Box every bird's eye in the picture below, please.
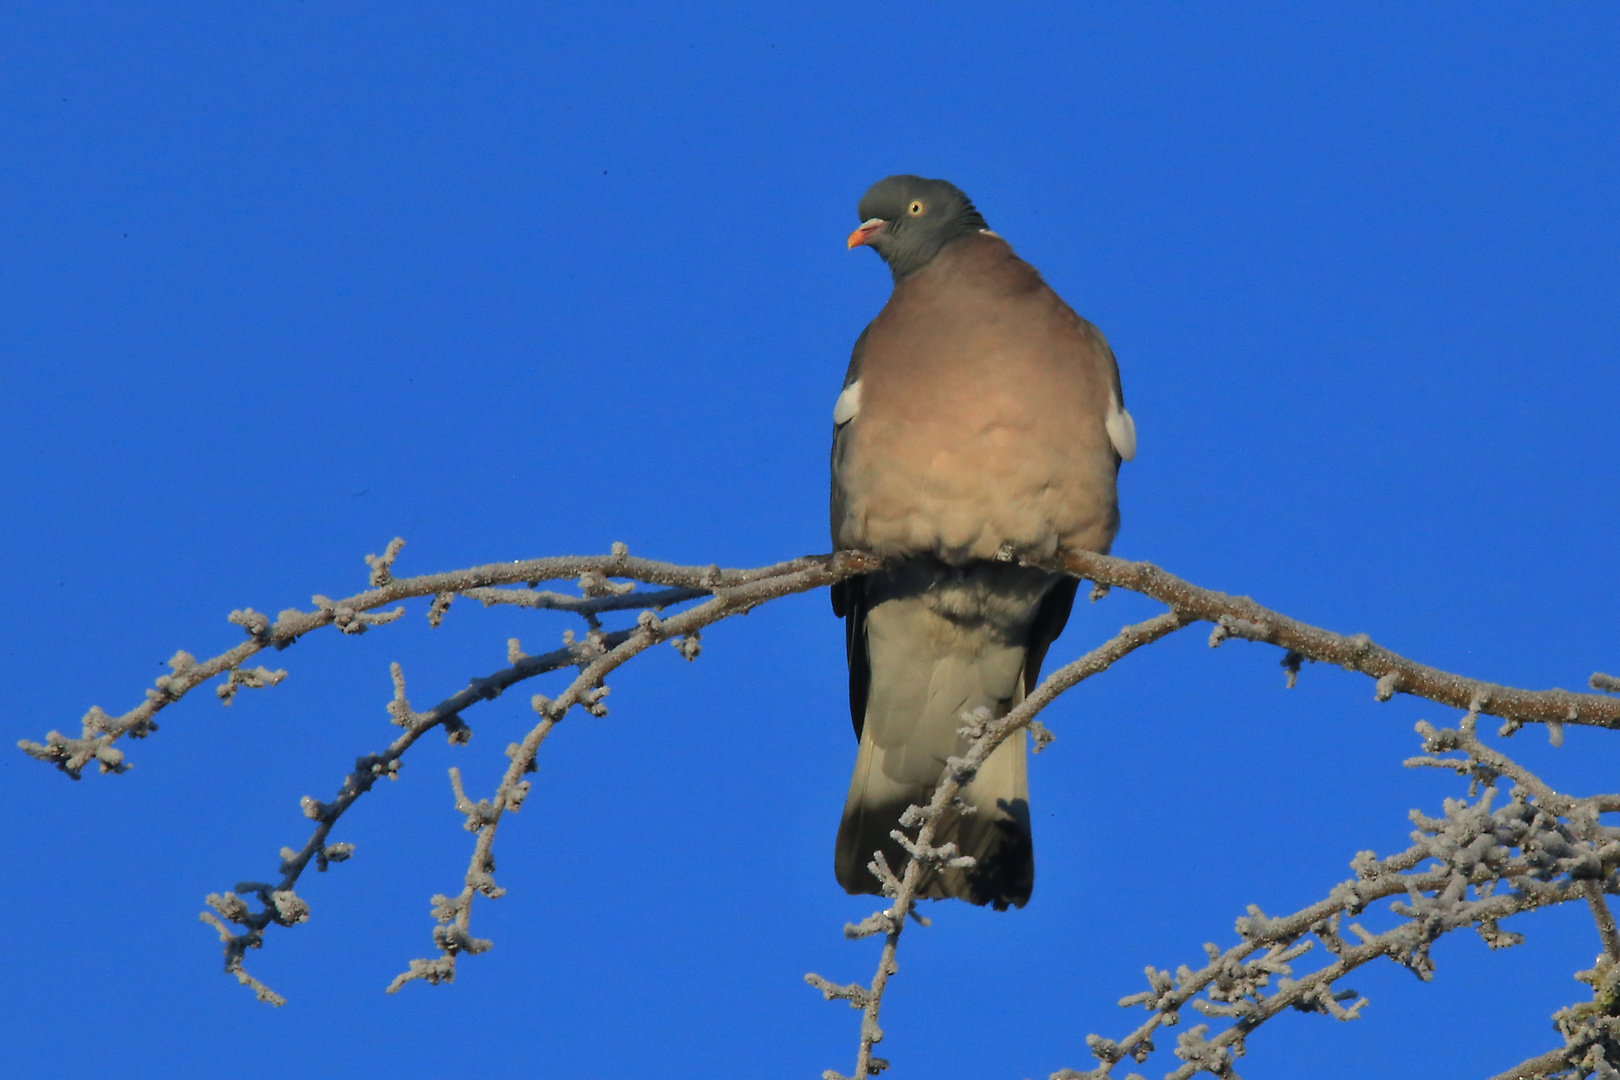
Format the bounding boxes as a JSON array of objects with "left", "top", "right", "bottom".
[{"left": 908, "top": 200, "right": 924, "bottom": 215}]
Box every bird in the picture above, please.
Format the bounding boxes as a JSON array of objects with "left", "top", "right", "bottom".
[{"left": 829, "top": 175, "right": 1135, "bottom": 910}]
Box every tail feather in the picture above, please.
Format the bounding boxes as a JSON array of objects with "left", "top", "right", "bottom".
[{"left": 834, "top": 561, "right": 1069, "bottom": 909}]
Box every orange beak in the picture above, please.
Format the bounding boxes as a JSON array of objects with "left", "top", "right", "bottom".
[{"left": 846, "top": 218, "right": 886, "bottom": 249}]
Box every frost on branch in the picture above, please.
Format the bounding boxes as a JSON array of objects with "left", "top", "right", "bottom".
[
  {"left": 1053, "top": 710, "right": 1620, "bottom": 1080},
  {"left": 21, "top": 539, "right": 1620, "bottom": 1080}
]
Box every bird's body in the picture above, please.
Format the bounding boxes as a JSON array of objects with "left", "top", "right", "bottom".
[
  {"left": 831, "top": 176, "right": 1132, "bottom": 910},
  {"left": 833, "top": 231, "right": 1124, "bottom": 562}
]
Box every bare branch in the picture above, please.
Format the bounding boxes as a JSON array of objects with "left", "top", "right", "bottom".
[
  {"left": 18, "top": 543, "right": 881, "bottom": 776},
  {"left": 1055, "top": 703, "right": 1620, "bottom": 1079},
  {"left": 387, "top": 553, "right": 879, "bottom": 994},
  {"left": 35, "top": 537, "right": 1620, "bottom": 1079},
  {"left": 809, "top": 610, "right": 1194, "bottom": 1079},
  {"left": 216, "top": 627, "right": 640, "bottom": 940},
  {"left": 1049, "top": 550, "right": 1620, "bottom": 733},
  {"left": 462, "top": 584, "right": 707, "bottom": 617}
]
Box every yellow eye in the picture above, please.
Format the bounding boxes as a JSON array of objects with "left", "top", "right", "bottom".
[{"left": 908, "top": 200, "right": 924, "bottom": 215}]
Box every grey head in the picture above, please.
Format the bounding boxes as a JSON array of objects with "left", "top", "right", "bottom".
[{"left": 847, "top": 175, "right": 989, "bottom": 280}]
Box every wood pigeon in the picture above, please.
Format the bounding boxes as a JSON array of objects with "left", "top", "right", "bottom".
[{"left": 829, "top": 175, "right": 1135, "bottom": 910}]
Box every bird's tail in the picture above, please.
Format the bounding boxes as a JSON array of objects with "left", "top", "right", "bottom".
[{"left": 834, "top": 561, "right": 1069, "bottom": 910}]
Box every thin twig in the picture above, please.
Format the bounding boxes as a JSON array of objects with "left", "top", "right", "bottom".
[
  {"left": 388, "top": 554, "right": 879, "bottom": 994},
  {"left": 461, "top": 584, "right": 707, "bottom": 616},
  {"left": 810, "top": 611, "right": 1194, "bottom": 1079},
  {"left": 198, "top": 629, "right": 643, "bottom": 1000},
  {"left": 1586, "top": 882, "right": 1620, "bottom": 964},
  {"left": 192, "top": 547, "right": 877, "bottom": 1001},
  {"left": 1061, "top": 705, "right": 1620, "bottom": 1079}
]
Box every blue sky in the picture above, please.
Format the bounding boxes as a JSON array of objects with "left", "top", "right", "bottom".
[{"left": 3, "top": 4, "right": 1618, "bottom": 1078}]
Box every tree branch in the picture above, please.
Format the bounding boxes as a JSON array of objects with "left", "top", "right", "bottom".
[
  {"left": 1055, "top": 703, "right": 1620, "bottom": 1080},
  {"left": 1049, "top": 550, "right": 1620, "bottom": 734},
  {"left": 17, "top": 542, "right": 882, "bottom": 777},
  {"left": 1483, "top": 1047, "right": 1578, "bottom": 1080},
  {"left": 808, "top": 610, "right": 1195, "bottom": 1080},
  {"left": 28, "top": 539, "right": 1620, "bottom": 1080},
  {"left": 177, "top": 545, "right": 880, "bottom": 1001}
]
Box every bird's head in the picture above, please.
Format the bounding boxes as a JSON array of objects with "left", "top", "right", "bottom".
[{"left": 847, "top": 175, "right": 989, "bottom": 280}]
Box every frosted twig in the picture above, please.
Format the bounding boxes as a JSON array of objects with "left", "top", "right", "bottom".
[
  {"left": 808, "top": 610, "right": 1194, "bottom": 1079},
  {"left": 1056, "top": 708, "right": 1620, "bottom": 1079},
  {"left": 198, "top": 631, "right": 642, "bottom": 1000},
  {"left": 19, "top": 541, "right": 882, "bottom": 776},
  {"left": 386, "top": 552, "right": 878, "bottom": 994},
  {"left": 461, "top": 584, "right": 705, "bottom": 617},
  {"left": 166, "top": 546, "right": 877, "bottom": 1002}
]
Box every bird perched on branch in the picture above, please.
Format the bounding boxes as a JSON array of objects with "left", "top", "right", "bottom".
[{"left": 830, "top": 175, "right": 1135, "bottom": 909}]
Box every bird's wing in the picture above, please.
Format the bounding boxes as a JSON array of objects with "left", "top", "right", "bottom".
[
  {"left": 1081, "top": 319, "right": 1136, "bottom": 464},
  {"left": 830, "top": 323, "right": 873, "bottom": 737}
]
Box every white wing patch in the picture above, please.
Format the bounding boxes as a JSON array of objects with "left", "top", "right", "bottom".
[
  {"left": 1105, "top": 392, "right": 1137, "bottom": 462},
  {"left": 833, "top": 380, "right": 862, "bottom": 426}
]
